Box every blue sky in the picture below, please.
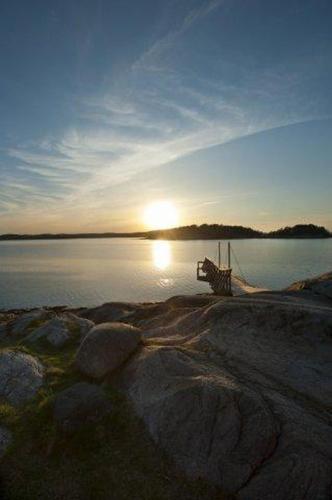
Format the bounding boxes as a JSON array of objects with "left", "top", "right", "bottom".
[{"left": 0, "top": 0, "right": 331, "bottom": 233}]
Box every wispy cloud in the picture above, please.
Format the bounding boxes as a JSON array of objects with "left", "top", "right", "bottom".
[
  {"left": 4, "top": 82, "right": 324, "bottom": 227},
  {"left": 133, "top": 0, "right": 225, "bottom": 72},
  {"left": 1, "top": 0, "right": 330, "bottom": 231}
]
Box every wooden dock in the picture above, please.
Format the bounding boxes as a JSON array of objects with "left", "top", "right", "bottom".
[
  {"left": 197, "top": 258, "right": 232, "bottom": 296},
  {"left": 197, "top": 242, "right": 267, "bottom": 296}
]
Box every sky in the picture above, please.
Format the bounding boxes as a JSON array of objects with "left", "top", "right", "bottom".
[{"left": 0, "top": 0, "right": 331, "bottom": 233}]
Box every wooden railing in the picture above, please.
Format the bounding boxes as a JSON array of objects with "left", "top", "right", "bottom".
[
  {"left": 197, "top": 261, "right": 209, "bottom": 281},
  {"left": 197, "top": 258, "right": 232, "bottom": 296}
]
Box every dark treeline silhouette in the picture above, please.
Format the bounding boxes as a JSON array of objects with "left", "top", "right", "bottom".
[
  {"left": 146, "top": 224, "right": 263, "bottom": 240},
  {"left": 146, "top": 223, "right": 331, "bottom": 240},
  {"left": 267, "top": 224, "right": 331, "bottom": 239},
  {"left": 0, "top": 224, "right": 330, "bottom": 241},
  {"left": 0, "top": 232, "right": 145, "bottom": 241}
]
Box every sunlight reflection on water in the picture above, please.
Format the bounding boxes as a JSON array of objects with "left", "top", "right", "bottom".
[
  {"left": 152, "top": 241, "right": 171, "bottom": 270},
  {"left": 158, "top": 278, "right": 174, "bottom": 288}
]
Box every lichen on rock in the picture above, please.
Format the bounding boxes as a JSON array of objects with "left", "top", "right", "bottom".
[{"left": 0, "top": 350, "right": 44, "bottom": 406}]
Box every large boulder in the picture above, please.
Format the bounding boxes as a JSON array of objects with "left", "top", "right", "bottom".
[
  {"left": 0, "top": 426, "right": 12, "bottom": 459},
  {"left": 3, "top": 309, "right": 92, "bottom": 347},
  {"left": 0, "top": 350, "right": 44, "bottom": 406},
  {"left": 26, "top": 317, "right": 69, "bottom": 347},
  {"left": 122, "top": 346, "right": 279, "bottom": 493},
  {"left": 80, "top": 302, "right": 140, "bottom": 324},
  {"left": 119, "top": 291, "right": 332, "bottom": 499},
  {"left": 25, "top": 314, "right": 94, "bottom": 348},
  {"left": 64, "top": 313, "right": 94, "bottom": 338},
  {"left": 9, "top": 309, "right": 53, "bottom": 337},
  {"left": 53, "top": 382, "right": 112, "bottom": 434},
  {"left": 76, "top": 322, "right": 141, "bottom": 378}
]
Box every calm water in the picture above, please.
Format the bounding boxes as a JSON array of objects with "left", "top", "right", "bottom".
[{"left": 0, "top": 238, "right": 331, "bottom": 309}]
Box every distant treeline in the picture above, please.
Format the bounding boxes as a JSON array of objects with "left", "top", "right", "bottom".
[
  {"left": 267, "top": 224, "right": 331, "bottom": 238},
  {"left": 145, "top": 223, "right": 331, "bottom": 240},
  {"left": 0, "top": 224, "right": 330, "bottom": 241},
  {"left": 0, "top": 232, "right": 145, "bottom": 241}
]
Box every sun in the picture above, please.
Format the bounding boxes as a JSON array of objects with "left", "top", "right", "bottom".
[{"left": 143, "top": 201, "right": 179, "bottom": 230}]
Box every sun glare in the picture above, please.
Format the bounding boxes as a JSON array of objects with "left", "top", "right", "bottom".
[
  {"left": 144, "top": 201, "right": 179, "bottom": 230},
  {"left": 153, "top": 241, "right": 171, "bottom": 270}
]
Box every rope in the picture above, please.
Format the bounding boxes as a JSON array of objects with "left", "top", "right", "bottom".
[
  {"left": 214, "top": 246, "right": 218, "bottom": 264},
  {"left": 230, "top": 246, "right": 248, "bottom": 283},
  {"left": 215, "top": 243, "right": 227, "bottom": 268}
]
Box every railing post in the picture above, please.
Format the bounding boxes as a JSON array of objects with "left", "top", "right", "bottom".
[{"left": 228, "top": 242, "right": 231, "bottom": 269}]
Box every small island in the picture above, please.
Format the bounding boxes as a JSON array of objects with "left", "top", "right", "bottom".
[{"left": 145, "top": 223, "right": 331, "bottom": 240}]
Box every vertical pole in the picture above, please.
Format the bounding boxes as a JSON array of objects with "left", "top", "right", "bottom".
[
  {"left": 218, "top": 241, "right": 221, "bottom": 269},
  {"left": 228, "top": 242, "right": 231, "bottom": 269}
]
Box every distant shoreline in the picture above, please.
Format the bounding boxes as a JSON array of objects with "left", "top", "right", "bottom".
[
  {"left": 0, "top": 236, "right": 331, "bottom": 242},
  {"left": 0, "top": 223, "right": 330, "bottom": 241}
]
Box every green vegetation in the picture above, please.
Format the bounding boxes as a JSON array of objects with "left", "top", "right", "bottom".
[{"left": 0, "top": 340, "right": 229, "bottom": 500}]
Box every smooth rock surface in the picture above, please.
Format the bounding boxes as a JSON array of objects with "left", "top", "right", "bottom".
[
  {"left": 287, "top": 271, "right": 332, "bottom": 300},
  {"left": 9, "top": 309, "right": 52, "bottom": 337},
  {"left": 80, "top": 302, "right": 140, "bottom": 324},
  {"left": 119, "top": 279, "right": 332, "bottom": 499},
  {"left": 76, "top": 322, "right": 141, "bottom": 378},
  {"left": 53, "top": 382, "right": 112, "bottom": 433},
  {"left": 64, "top": 313, "right": 94, "bottom": 338},
  {"left": 26, "top": 317, "right": 69, "bottom": 347},
  {"left": 0, "top": 350, "right": 44, "bottom": 406},
  {"left": 26, "top": 314, "right": 94, "bottom": 347}
]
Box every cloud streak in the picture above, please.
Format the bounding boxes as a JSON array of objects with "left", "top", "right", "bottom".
[
  {"left": 1, "top": 0, "right": 331, "bottom": 231},
  {"left": 133, "top": 0, "right": 225, "bottom": 72}
]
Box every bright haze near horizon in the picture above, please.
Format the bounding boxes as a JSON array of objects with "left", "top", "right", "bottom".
[{"left": 0, "top": 0, "right": 331, "bottom": 234}]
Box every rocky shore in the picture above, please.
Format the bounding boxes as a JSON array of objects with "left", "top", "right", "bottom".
[{"left": 0, "top": 272, "right": 331, "bottom": 499}]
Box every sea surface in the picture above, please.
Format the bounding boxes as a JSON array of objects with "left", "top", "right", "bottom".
[{"left": 0, "top": 238, "right": 331, "bottom": 309}]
